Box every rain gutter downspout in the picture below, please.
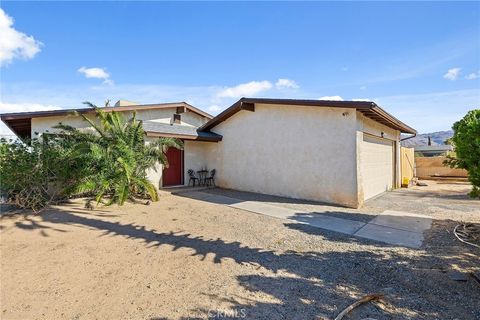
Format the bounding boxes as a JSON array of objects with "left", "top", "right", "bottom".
[{"left": 400, "top": 133, "right": 417, "bottom": 141}]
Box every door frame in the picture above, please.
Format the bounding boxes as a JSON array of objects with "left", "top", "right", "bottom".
[{"left": 162, "top": 146, "right": 184, "bottom": 187}]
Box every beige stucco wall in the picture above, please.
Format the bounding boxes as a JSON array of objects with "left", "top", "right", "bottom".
[
  {"left": 144, "top": 137, "right": 165, "bottom": 190},
  {"left": 31, "top": 114, "right": 94, "bottom": 138},
  {"left": 183, "top": 141, "right": 217, "bottom": 186},
  {"left": 136, "top": 109, "right": 209, "bottom": 128},
  {"left": 356, "top": 112, "right": 401, "bottom": 204},
  {"left": 208, "top": 103, "right": 360, "bottom": 207}
]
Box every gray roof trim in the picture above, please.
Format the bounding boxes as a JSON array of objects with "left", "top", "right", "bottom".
[{"left": 143, "top": 121, "right": 222, "bottom": 142}]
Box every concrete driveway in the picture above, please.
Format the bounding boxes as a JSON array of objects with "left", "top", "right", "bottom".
[{"left": 174, "top": 180, "right": 479, "bottom": 248}]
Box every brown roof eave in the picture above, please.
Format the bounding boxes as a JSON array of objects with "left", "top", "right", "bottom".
[
  {"left": 199, "top": 99, "right": 252, "bottom": 131},
  {"left": 369, "top": 104, "right": 417, "bottom": 134},
  {"left": 200, "top": 97, "right": 417, "bottom": 134}
]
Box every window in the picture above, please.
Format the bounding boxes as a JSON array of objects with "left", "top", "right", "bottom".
[{"left": 173, "top": 114, "right": 181, "bottom": 124}]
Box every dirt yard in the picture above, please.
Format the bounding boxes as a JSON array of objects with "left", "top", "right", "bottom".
[{"left": 1, "top": 181, "right": 479, "bottom": 320}]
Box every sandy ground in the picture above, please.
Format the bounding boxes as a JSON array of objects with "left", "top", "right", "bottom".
[{"left": 1, "top": 182, "right": 479, "bottom": 320}]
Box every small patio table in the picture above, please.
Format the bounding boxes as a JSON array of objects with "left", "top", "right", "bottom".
[{"left": 197, "top": 170, "right": 209, "bottom": 186}]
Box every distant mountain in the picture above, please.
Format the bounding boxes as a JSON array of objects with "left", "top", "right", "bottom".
[{"left": 401, "top": 130, "right": 453, "bottom": 147}]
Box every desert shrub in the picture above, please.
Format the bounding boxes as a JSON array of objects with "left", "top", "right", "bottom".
[
  {"left": 0, "top": 138, "right": 75, "bottom": 212},
  {"left": 444, "top": 109, "right": 480, "bottom": 198}
]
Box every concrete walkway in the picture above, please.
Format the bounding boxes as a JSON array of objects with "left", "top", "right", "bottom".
[{"left": 180, "top": 191, "right": 432, "bottom": 248}]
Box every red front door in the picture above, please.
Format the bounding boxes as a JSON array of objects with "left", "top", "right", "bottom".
[{"left": 162, "top": 147, "right": 183, "bottom": 186}]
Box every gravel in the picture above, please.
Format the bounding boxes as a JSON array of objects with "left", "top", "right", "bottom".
[{"left": 1, "top": 181, "right": 479, "bottom": 319}]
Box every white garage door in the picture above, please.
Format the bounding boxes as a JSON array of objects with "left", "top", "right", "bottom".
[{"left": 360, "top": 134, "right": 394, "bottom": 200}]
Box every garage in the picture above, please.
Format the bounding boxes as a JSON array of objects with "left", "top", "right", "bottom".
[{"left": 360, "top": 134, "right": 395, "bottom": 200}]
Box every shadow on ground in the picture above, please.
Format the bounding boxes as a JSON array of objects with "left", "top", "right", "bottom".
[{"left": 2, "top": 200, "right": 479, "bottom": 320}]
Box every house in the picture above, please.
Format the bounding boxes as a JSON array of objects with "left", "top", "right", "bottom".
[
  {"left": 1, "top": 98, "right": 416, "bottom": 208},
  {"left": 414, "top": 145, "right": 453, "bottom": 157}
]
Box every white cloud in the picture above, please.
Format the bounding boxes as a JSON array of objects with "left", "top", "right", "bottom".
[
  {"left": 360, "top": 86, "right": 367, "bottom": 90},
  {"left": 466, "top": 71, "right": 479, "bottom": 80},
  {"left": 208, "top": 105, "right": 223, "bottom": 113},
  {"left": 275, "top": 78, "right": 299, "bottom": 89},
  {"left": 318, "top": 95, "right": 344, "bottom": 101},
  {"left": 0, "top": 8, "right": 42, "bottom": 66},
  {"left": 216, "top": 80, "right": 272, "bottom": 98},
  {"left": 443, "top": 67, "right": 461, "bottom": 81},
  {"left": 78, "top": 66, "right": 109, "bottom": 79},
  {"left": 78, "top": 66, "right": 113, "bottom": 85}
]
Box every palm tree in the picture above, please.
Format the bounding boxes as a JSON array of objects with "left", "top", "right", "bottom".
[{"left": 54, "top": 102, "right": 182, "bottom": 206}]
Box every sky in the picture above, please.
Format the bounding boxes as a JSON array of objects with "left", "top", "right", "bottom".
[{"left": 0, "top": 1, "right": 479, "bottom": 135}]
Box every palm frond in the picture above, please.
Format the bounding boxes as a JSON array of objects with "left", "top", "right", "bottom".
[
  {"left": 51, "top": 104, "right": 176, "bottom": 206},
  {"left": 132, "top": 176, "right": 159, "bottom": 201},
  {"left": 80, "top": 112, "right": 108, "bottom": 139},
  {"left": 82, "top": 101, "right": 98, "bottom": 109},
  {"left": 74, "top": 178, "right": 98, "bottom": 194}
]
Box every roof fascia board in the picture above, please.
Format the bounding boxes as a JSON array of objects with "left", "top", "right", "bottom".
[{"left": 200, "top": 98, "right": 416, "bottom": 134}]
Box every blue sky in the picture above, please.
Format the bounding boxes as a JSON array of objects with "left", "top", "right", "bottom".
[{"left": 0, "top": 1, "right": 479, "bottom": 134}]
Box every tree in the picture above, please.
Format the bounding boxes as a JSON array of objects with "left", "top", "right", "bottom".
[
  {"left": 55, "top": 103, "right": 183, "bottom": 206},
  {"left": 444, "top": 109, "right": 480, "bottom": 198}
]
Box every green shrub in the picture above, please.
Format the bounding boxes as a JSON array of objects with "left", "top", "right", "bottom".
[{"left": 444, "top": 109, "right": 480, "bottom": 198}]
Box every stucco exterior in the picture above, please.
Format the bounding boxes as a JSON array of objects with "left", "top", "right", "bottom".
[
  {"left": 196, "top": 104, "right": 403, "bottom": 208},
  {"left": 206, "top": 103, "right": 360, "bottom": 207}
]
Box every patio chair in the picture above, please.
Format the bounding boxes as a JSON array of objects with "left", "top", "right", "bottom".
[
  {"left": 187, "top": 169, "right": 199, "bottom": 187},
  {"left": 205, "top": 169, "right": 216, "bottom": 187}
]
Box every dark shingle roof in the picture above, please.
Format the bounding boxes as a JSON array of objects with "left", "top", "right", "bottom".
[{"left": 142, "top": 121, "right": 222, "bottom": 142}]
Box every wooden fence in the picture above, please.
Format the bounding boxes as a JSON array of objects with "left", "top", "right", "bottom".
[
  {"left": 400, "top": 147, "right": 415, "bottom": 186},
  {"left": 415, "top": 156, "right": 468, "bottom": 179}
]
